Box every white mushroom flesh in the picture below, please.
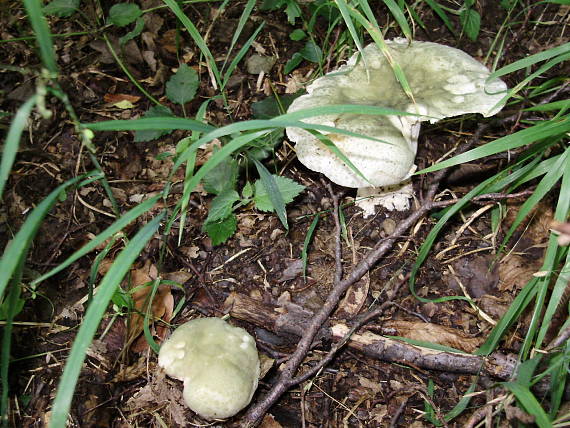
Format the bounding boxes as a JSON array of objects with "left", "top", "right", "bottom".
[
  {"left": 158, "top": 317, "right": 260, "bottom": 420},
  {"left": 286, "top": 39, "right": 507, "bottom": 212}
]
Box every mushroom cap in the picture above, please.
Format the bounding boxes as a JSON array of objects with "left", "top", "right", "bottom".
[
  {"left": 158, "top": 317, "right": 260, "bottom": 420},
  {"left": 286, "top": 39, "right": 507, "bottom": 188}
]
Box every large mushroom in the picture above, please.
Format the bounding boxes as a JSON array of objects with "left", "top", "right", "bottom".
[
  {"left": 286, "top": 39, "right": 507, "bottom": 215},
  {"left": 158, "top": 317, "right": 260, "bottom": 420}
]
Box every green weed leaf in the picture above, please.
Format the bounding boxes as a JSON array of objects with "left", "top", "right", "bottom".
[
  {"left": 284, "top": 53, "right": 304, "bottom": 74},
  {"left": 299, "top": 40, "right": 322, "bottom": 63},
  {"left": 205, "top": 189, "right": 240, "bottom": 224},
  {"left": 202, "top": 156, "right": 239, "bottom": 195},
  {"left": 460, "top": 8, "right": 480, "bottom": 41},
  {"left": 108, "top": 3, "right": 142, "bottom": 27},
  {"left": 43, "top": 0, "right": 80, "bottom": 17},
  {"left": 166, "top": 64, "right": 199, "bottom": 105},
  {"left": 254, "top": 174, "right": 305, "bottom": 212},
  {"left": 119, "top": 17, "right": 145, "bottom": 46},
  {"left": 133, "top": 105, "right": 174, "bottom": 142},
  {"left": 242, "top": 181, "right": 254, "bottom": 199},
  {"left": 290, "top": 29, "right": 306, "bottom": 41},
  {"left": 203, "top": 215, "right": 237, "bottom": 246}
]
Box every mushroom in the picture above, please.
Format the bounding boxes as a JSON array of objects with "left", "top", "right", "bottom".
[
  {"left": 158, "top": 317, "right": 260, "bottom": 420},
  {"left": 286, "top": 39, "right": 507, "bottom": 215}
]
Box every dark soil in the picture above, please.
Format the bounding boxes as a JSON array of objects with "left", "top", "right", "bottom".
[{"left": 1, "top": 1, "right": 568, "bottom": 427}]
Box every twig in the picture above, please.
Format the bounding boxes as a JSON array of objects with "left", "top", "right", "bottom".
[
  {"left": 431, "top": 189, "right": 535, "bottom": 208},
  {"left": 291, "top": 274, "right": 408, "bottom": 386},
  {"left": 324, "top": 181, "right": 343, "bottom": 286}
]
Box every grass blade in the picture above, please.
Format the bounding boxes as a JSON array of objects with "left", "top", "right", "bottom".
[
  {"left": 382, "top": 0, "right": 412, "bottom": 40},
  {"left": 85, "top": 117, "right": 215, "bottom": 133},
  {"left": 423, "top": 0, "right": 456, "bottom": 35},
  {"left": 489, "top": 42, "right": 570, "bottom": 79},
  {"left": 0, "top": 96, "right": 37, "bottom": 200},
  {"left": 22, "top": 0, "right": 58, "bottom": 73},
  {"left": 335, "top": 0, "right": 366, "bottom": 64},
  {"left": 418, "top": 118, "right": 570, "bottom": 173},
  {"left": 222, "top": 21, "right": 265, "bottom": 90},
  {"left": 499, "top": 148, "right": 568, "bottom": 251},
  {"left": 476, "top": 278, "right": 538, "bottom": 355},
  {"left": 503, "top": 382, "right": 551, "bottom": 427},
  {"left": 1, "top": 260, "right": 25, "bottom": 424},
  {"left": 48, "top": 213, "right": 164, "bottom": 428},
  {"left": 162, "top": 0, "right": 222, "bottom": 88},
  {"left": 302, "top": 214, "right": 320, "bottom": 280},
  {"left": 221, "top": 0, "right": 256, "bottom": 74}
]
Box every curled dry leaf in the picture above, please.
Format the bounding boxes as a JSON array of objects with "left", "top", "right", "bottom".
[
  {"left": 103, "top": 93, "right": 141, "bottom": 104},
  {"left": 126, "top": 260, "right": 175, "bottom": 353}
]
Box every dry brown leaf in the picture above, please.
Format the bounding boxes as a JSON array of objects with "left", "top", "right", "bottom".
[
  {"left": 358, "top": 376, "right": 382, "bottom": 395},
  {"left": 126, "top": 260, "right": 174, "bottom": 353},
  {"left": 259, "top": 414, "right": 283, "bottom": 428},
  {"left": 103, "top": 93, "right": 141, "bottom": 104},
  {"left": 504, "top": 200, "right": 553, "bottom": 246},
  {"left": 382, "top": 320, "right": 482, "bottom": 353},
  {"left": 552, "top": 221, "right": 570, "bottom": 246},
  {"left": 334, "top": 272, "right": 369, "bottom": 319},
  {"left": 498, "top": 254, "right": 541, "bottom": 292}
]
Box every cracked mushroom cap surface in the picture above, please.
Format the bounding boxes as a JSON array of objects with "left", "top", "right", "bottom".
[
  {"left": 286, "top": 39, "right": 507, "bottom": 189},
  {"left": 158, "top": 317, "right": 260, "bottom": 420}
]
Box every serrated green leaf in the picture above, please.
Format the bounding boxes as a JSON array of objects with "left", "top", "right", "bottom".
[
  {"left": 203, "top": 215, "right": 237, "bottom": 246},
  {"left": 205, "top": 189, "right": 240, "bottom": 224},
  {"left": 460, "top": 8, "right": 480, "bottom": 41},
  {"left": 242, "top": 182, "right": 253, "bottom": 199},
  {"left": 166, "top": 64, "right": 199, "bottom": 105},
  {"left": 133, "top": 105, "right": 174, "bottom": 142},
  {"left": 202, "top": 155, "right": 238, "bottom": 195},
  {"left": 254, "top": 174, "right": 305, "bottom": 212},
  {"left": 43, "top": 0, "right": 80, "bottom": 17},
  {"left": 108, "top": 3, "right": 142, "bottom": 27}
]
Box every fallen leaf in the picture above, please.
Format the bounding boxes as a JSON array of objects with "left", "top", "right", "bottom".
[
  {"left": 382, "top": 320, "right": 482, "bottom": 353},
  {"left": 334, "top": 272, "right": 369, "bottom": 319},
  {"left": 126, "top": 260, "right": 174, "bottom": 353},
  {"left": 552, "top": 221, "right": 570, "bottom": 246},
  {"left": 259, "top": 414, "right": 282, "bottom": 428},
  {"left": 103, "top": 93, "right": 141, "bottom": 104}
]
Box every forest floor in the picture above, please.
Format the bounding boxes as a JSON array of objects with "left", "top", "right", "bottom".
[{"left": 1, "top": 0, "right": 569, "bottom": 427}]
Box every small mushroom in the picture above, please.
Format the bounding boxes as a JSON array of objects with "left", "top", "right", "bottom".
[
  {"left": 286, "top": 39, "right": 507, "bottom": 215},
  {"left": 158, "top": 317, "right": 260, "bottom": 420}
]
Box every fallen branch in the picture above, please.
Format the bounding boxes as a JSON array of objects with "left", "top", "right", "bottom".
[{"left": 224, "top": 292, "right": 517, "bottom": 382}]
